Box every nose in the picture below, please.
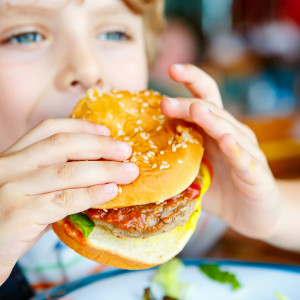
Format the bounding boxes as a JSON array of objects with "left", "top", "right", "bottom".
[{"left": 55, "top": 43, "right": 103, "bottom": 92}]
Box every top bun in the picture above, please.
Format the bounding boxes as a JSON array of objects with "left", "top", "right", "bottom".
[{"left": 71, "top": 89, "right": 204, "bottom": 209}]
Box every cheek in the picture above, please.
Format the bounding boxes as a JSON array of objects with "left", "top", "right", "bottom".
[
  {"left": 0, "top": 64, "right": 42, "bottom": 148},
  {"left": 100, "top": 44, "right": 148, "bottom": 91}
]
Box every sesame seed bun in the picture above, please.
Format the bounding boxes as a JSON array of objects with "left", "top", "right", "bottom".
[{"left": 71, "top": 89, "right": 204, "bottom": 209}]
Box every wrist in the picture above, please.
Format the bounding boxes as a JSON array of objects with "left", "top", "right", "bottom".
[{"left": 263, "top": 179, "right": 300, "bottom": 251}]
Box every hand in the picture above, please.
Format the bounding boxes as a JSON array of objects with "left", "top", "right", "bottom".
[
  {"left": 0, "top": 118, "right": 139, "bottom": 285},
  {"left": 160, "top": 64, "right": 281, "bottom": 240}
]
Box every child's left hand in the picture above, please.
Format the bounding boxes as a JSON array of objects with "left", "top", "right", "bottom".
[{"left": 160, "top": 64, "right": 281, "bottom": 240}]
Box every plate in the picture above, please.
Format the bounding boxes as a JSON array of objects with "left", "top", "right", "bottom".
[{"left": 34, "top": 259, "right": 300, "bottom": 299}]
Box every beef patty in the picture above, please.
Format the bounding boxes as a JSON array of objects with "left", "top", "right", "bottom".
[{"left": 85, "top": 179, "right": 201, "bottom": 239}]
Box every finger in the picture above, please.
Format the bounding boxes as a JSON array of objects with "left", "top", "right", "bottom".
[
  {"left": 168, "top": 64, "right": 223, "bottom": 107},
  {"left": 219, "top": 133, "right": 270, "bottom": 189},
  {"left": 18, "top": 161, "right": 139, "bottom": 195},
  {"left": 14, "top": 133, "right": 133, "bottom": 169},
  {"left": 188, "top": 102, "right": 267, "bottom": 163},
  {"left": 30, "top": 183, "right": 119, "bottom": 224},
  {"left": 161, "top": 97, "right": 259, "bottom": 149},
  {"left": 3, "top": 118, "right": 110, "bottom": 155}
]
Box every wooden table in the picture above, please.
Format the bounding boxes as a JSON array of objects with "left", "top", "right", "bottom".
[{"left": 205, "top": 229, "right": 300, "bottom": 266}]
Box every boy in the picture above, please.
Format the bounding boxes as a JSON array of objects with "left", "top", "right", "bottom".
[{"left": 0, "top": 0, "right": 299, "bottom": 297}]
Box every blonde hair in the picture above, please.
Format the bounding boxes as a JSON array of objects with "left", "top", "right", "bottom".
[{"left": 123, "top": 0, "right": 165, "bottom": 67}]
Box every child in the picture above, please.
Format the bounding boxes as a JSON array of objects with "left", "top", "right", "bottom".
[{"left": 0, "top": 0, "right": 299, "bottom": 296}]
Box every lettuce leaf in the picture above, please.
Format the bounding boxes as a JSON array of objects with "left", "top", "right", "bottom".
[
  {"left": 151, "top": 258, "right": 193, "bottom": 299},
  {"left": 69, "top": 213, "right": 95, "bottom": 238},
  {"left": 200, "top": 264, "right": 241, "bottom": 290}
]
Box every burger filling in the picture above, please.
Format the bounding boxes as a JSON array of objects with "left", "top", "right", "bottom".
[
  {"left": 67, "top": 171, "right": 203, "bottom": 240},
  {"left": 84, "top": 176, "right": 201, "bottom": 239}
]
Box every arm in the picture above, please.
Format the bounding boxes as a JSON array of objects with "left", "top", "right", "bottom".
[{"left": 265, "top": 178, "right": 300, "bottom": 251}]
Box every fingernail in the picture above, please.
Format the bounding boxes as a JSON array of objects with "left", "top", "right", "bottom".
[
  {"left": 172, "top": 64, "right": 185, "bottom": 71},
  {"left": 122, "top": 163, "right": 138, "bottom": 172},
  {"left": 166, "top": 97, "right": 179, "bottom": 106},
  {"left": 117, "top": 141, "right": 131, "bottom": 153},
  {"left": 95, "top": 125, "right": 110, "bottom": 135},
  {"left": 102, "top": 183, "right": 117, "bottom": 194}
]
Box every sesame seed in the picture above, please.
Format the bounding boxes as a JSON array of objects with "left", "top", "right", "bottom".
[
  {"left": 118, "top": 130, "right": 125, "bottom": 136},
  {"left": 149, "top": 140, "right": 154, "bottom": 145},
  {"left": 136, "top": 120, "right": 142, "bottom": 125},
  {"left": 152, "top": 115, "right": 157, "bottom": 120},
  {"left": 132, "top": 97, "right": 137, "bottom": 101},
  {"left": 140, "top": 108, "right": 145, "bottom": 113},
  {"left": 134, "top": 128, "right": 139, "bottom": 133},
  {"left": 140, "top": 132, "right": 149, "bottom": 140},
  {"left": 149, "top": 151, "right": 155, "bottom": 156},
  {"left": 156, "top": 125, "right": 162, "bottom": 131},
  {"left": 144, "top": 91, "right": 150, "bottom": 96},
  {"left": 143, "top": 155, "right": 149, "bottom": 160},
  {"left": 159, "top": 115, "right": 165, "bottom": 119},
  {"left": 137, "top": 98, "right": 143, "bottom": 103},
  {"left": 88, "top": 89, "right": 95, "bottom": 100},
  {"left": 168, "top": 140, "right": 172, "bottom": 145},
  {"left": 178, "top": 160, "right": 183, "bottom": 164},
  {"left": 130, "top": 156, "right": 137, "bottom": 163},
  {"left": 162, "top": 161, "right": 168, "bottom": 165},
  {"left": 124, "top": 137, "right": 130, "bottom": 141},
  {"left": 147, "top": 152, "right": 152, "bottom": 158},
  {"left": 150, "top": 145, "right": 157, "bottom": 149},
  {"left": 142, "top": 102, "right": 149, "bottom": 107},
  {"left": 152, "top": 164, "right": 157, "bottom": 169},
  {"left": 116, "top": 94, "right": 123, "bottom": 99},
  {"left": 143, "top": 160, "right": 149, "bottom": 164},
  {"left": 117, "top": 123, "right": 121, "bottom": 129},
  {"left": 160, "top": 151, "right": 164, "bottom": 155},
  {"left": 123, "top": 159, "right": 129, "bottom": 163},
  {"left": 182, "top": 143, "right": 188, "bottom": 148},
  {"left": 103, "top": 209, "right": 108, "bottom": 212},
  {"left": 119, "top": 102, "right": 125, "bottom": 107},
  {"left": 129, "top": 141, "right": 134, "bottom": 145},
  {"left": 118, "top": 186, "right": 122, "bottom": 193}
]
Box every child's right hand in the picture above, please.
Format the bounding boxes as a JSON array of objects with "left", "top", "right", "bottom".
[{"left": 0, "top": 118, "right": 139, "bottom": 285}]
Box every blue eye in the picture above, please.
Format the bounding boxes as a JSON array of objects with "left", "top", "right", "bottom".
[
  {"left": 9, "top": 32, "right": 44, "bottom": 44},
  {"left": 97, "top": 31, "right": 129, "bottom": 41}
]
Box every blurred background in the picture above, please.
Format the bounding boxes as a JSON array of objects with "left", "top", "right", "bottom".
[{"left": 149, "top": 0, "right": 300, "bottom": 178}]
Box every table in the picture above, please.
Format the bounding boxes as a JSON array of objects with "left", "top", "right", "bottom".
[{"left": 206, "top": 229, "right": 300, "bottom": 265}]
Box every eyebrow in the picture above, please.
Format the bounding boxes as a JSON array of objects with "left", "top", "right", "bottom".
[
  {"left": 0, "top": 4, "right": 55, "bottom": 18},
  {"left": 0, "top": 2, "right": 132, "bottom": 19}
]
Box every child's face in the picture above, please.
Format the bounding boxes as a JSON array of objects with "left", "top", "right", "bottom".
[{"left": 0, "top": 0, "right": 148, "bottom": 150}]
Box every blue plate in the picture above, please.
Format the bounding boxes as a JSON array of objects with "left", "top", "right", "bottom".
[{"left": 34, "top": 259, "right": 300, "bottom": 299}]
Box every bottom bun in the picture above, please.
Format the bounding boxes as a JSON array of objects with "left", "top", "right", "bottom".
[{"left": 52, "top": 162, "right": 211, "bottom": 270}]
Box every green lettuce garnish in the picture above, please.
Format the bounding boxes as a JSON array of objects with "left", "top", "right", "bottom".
[
  {"left": 200, "top": 264, "right": 241, "bottom": 290},
  {"left": 69, "top": 213, "right": 95, "bottom": 238},
  {"left": 151, "top": 258, "right": 193, "bottom": 299},
  {"left": 275, "top": 292, "right": 291, "bottom": 300}
]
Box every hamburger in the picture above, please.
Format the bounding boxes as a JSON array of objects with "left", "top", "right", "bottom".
[{"left": 52, "top": 89, "right": 212, "bottom": 270}]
